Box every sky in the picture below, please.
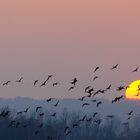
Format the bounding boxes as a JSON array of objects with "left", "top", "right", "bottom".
[{"left": 0, "top": 0, "right": 140, "bottom": 99}]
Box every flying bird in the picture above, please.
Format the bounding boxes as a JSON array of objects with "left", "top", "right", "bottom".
[
  {"left": 93, "top": 76, "right": 99, "bottom": 82},
  {"left": 34, "top": 80, "right": 39, "bottom": 86},
  {"left": 106, "top": 84, "right": 111, "bottom": 90},
  {"left": 53, "top": 101, "right": 59, "bottom": 107},
  {"left": 34, "top": 130, "right": 39, "bottom": 135},
  {"left": 36, "top": 106, "right": 43, "bottom": 112},
  {"left": 68, "top": 86, "right": 75, "bottom": 91},
  {"left": 71, "top": 78, "right": 78, "bottom": 86},
  {"left": 40, "top": 75, "right": 53, "bottom": 87},
  {"left": 79, "top": 115, "right": 86, "bottom": 122},
  {"left": 132, "top": 67, "right": 138, "bottom": 72},
  {"left": 38, "top": 123, "right": 44, "bottom": 128},
  {"left": 3, "top": 81, "right": 11, "bottom": 86},
  {"left": 97, "top": 101, "right": 102, "bottom": 108},
  {"left": 93, "top": 112, "right": 98, "bottom": 118},
  {"left": 53, "top": 82, "right": 60, "bottom": 87},
  {"left": 87, "top": 118, "right": 92, "bottom": 122},
  {"left": 78, "top": 96, "right": 86, "bottom": 101},
  {"left": 94, "top": 119, "right": 102, "bottom": 125},
  {"left": 111, "top": 64, "right": 119, "bottom": 70},
  {"left": 17, "top": 111, "right": 23, "bottom": 115},
  {"left": 46, "top": 98, "right": 53, "bottom": 102},
  {"left": 40, "top": 113, "right": 45, "bottom": 117},
  {"left": 127, "top": 110, "right": 133, "bottom": 116},
  {"left": 94, "top": 67, "right": 99, "bottom": 73},
  {"left": 16, "top": 77, "right": 23, "bottom": 83},
  {"left": 87, "top": 88, "right": 94, "bottom": 95},
  {"left": 73, "top": 124, "right": 78, "bottom": 128},
  {"left": 24, "top": 107, "right": 30, "bottom": 113},
  {"left": 106, "top": 115, "right": 114, "bottom": 118},
  {"left": 82, "top": 103, "right": 90, "bottom": 107},
  {"left": 50, "top": 113, "right": 56, "bottom": 117},
  {"left": 64, "top": 126, "right": 70, "bottom": 133},
  {"left": 85, "top": 86, "right": 91, "bottom": 93},
  {"left": 112, "top": 95, "right": 124, "bottom": 103},
  {"left": 91, "top": 99, "right": 97, "bottom": 102},
  {"left": 66, "top": 130, "right": 72, "bottom": 136},
  {"left": 116, "top": 86, "right": 125, "bottom": 91}
]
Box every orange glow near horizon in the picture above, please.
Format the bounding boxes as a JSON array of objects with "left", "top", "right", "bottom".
[{"left": 126, "top": 80, "right": 140, "bottom": 100}]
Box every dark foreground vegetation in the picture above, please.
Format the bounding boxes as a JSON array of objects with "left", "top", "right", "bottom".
[{"left": 0, "top": 107, "right": 140, "bottom": 140}]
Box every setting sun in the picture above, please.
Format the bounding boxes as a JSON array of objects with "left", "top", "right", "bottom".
[{"left": 126, "top": 80, "right": 140, "bottom": 100}]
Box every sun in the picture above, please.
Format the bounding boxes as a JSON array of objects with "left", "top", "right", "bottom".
[{"left": 126, "top": 80, "right": 140, "bottom": 100}]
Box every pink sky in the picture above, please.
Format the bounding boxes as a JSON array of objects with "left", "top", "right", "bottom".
[{"left": 0, "top": 0, "right": 140, "bottom": 99}]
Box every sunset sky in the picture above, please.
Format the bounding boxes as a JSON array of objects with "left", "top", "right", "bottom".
[{"left": 0, "top": 0, "right": 140, "bottom": 99}]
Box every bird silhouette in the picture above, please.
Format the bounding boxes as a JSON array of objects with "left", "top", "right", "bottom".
[
  {"left": 71, "top": 78, "right": 78, "bottom": 86},
  {"left": 132, "top": 67, "right": 138, "bottom": 72},
  {"left": 0, "top": 110, "right": 5, "bottom": 117},
  {"left": 66, "top": 130, "right": 72, "bottom": 136},
  {"left": 16, "top": 77, "right": 23, "bottom": 83},
  {"left": 127, "top": 110, "right": 133, "bottom": 116},
  {"left": 116, "top": 86, "right": 125, "bottom": 91},
  {"left": 40, "top": 80, "right": 48, "bottom": 87},
  {"left": 35, "top": 130, "right": 39, "bottom": 135},
  {"left": 93, "top": 90, "right": 101, "bottom": 96},
  {"left": 127, "top": 116, "right": 132, "bottom": 120},
  {"left": 53, "top": 82, "right": 60, "bottom": 87},
  {"left": 40, "top": 75, "right": 53, "bottom": 87},
  {"left": 112, "top": 95, "right": 124, "bottom": 103},
  {"left": 85, "top": 86, "right": 91, "bottom": 93},
  {"left": 87, "top": 88, "right": 94, "bottom": 95},
  {"left": 94, "top": 67, "right": 99, "bottom": 73},
  {"left": 79, "top": 115, "right": 86, "bottom": 122},
  {"left": 24, "top": 107, "right": 30, "bottom": 113},
  {"left": 68, "top": 86, "right": 75, "bottom": 91},
  {"left": 46, "top": 98, "right": 53, "bottom": 102},
  {"left": 3, "top": 81, "right": 11, "bottom": 86},
  {"left": 38, "top": 123, "right": 43, "bottom": 128},
  {"left": 36, "top": 106, "right": 43, "bottom": 112},
  {"left": 94, "top": 119, "right": 102, "bottom": 125},
  {"left": 100, "top": 89, "right": 105, "bottom": 94},
  {"left": 111, "top": 64, "right": 119, "bottom": 70},
  {"left": 17, "top": 111, "right": 22, "bottom": 115},
  {"left": 93, "top": 76, "right": 99, "bottom": 82},
  {"left": 87, "top": 118, "right": 92, "bottom": 122},
  {"left": 136, "top": 92, "right": 140, "bottom": 97},
  {"left": 91, "top": 99, "right": 97, "bottom": 102},
  {"left": 64, "top": 126, "right": 70, "bottom": 133},
  {"left": 73, "top": 123, "right": 78, "bottom": 128},
  {"left": 97, "top": 101, "right": 102, "bottom": 108},
  {"left": 106, "top": 84, "right": 111, "bottom": 90},
  {"left": 82, "top": 103, "right": 90, "bottom": 107},
  {"left": 3, "top": 111, "right": 10, "bottom": 117},
  {"left": 40, "top": 113, "right": 45, "bottom": 117},
  {"left": 34, "top": 80, "right": 39, "bottom": 86},
  {"left": 78, "top": 96, "right": 86, "bottom": 101},
  {"left": 106, "top": 115, "right": 114, "bottom": 118},
  {"left": 50, "top": 113, "right": 56, "bottom": 117},
  {"left": 93, "top": 112, "right": 98, "bottom": 118},
  {"left": 137, "top": 85, "right": 140, "bottom": 91},
  {"left": 53, "top": 101, "right": 59, "bottom": 107}
]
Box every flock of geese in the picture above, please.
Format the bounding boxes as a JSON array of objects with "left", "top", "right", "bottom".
[{"left": 0, "top": 64, "right": 140, "bottom": 140}]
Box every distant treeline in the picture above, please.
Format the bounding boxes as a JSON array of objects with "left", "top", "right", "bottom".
[{"left": 0, "top": 107, "right": 140, "bottom": 140}]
